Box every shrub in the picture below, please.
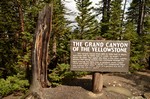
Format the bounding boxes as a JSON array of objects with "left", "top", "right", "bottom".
[
  {"left": 0, "top": 74, "right": 29, "bottom": 97},
  {"left": 48, "top": 63, "right": 72, "bottom": 86},
  {"left": 48, "top": 63, "right": 88, "bottom": 87}
]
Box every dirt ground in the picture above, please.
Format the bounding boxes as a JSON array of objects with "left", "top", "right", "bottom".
[{"left": 3, "top": 70, "right": 150, "bottom": 99}]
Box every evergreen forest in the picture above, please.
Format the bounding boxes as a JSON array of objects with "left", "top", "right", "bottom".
[{"left": 0, "top": 0, "right": 150, "bottom": 98}]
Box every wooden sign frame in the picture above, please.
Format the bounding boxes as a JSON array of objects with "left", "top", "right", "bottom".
[{"left": 70, "top": 40, "right": 130, "bottom": 72}]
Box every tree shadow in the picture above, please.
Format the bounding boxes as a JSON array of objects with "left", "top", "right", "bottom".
[
  {"left": 62, "top": 77, "right": 93, "bottom": 91},
  {"left": 114, "top": 71, "right": 150, "bottom": 93}
]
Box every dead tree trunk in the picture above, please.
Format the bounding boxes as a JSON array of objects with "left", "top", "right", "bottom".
[
  {"left": 24, "top": 4, "right": 52, "bottom": 99},
  {"left": 137, "top": 0, "right": 145, "bottom": 35},
  {"left": 17, "top": 0, "right": 24, "bottom": 32},
  {"left": 101, "top": 0, "right": 111, "bottom": 35},
  {"left": 120, "top": 0, "right": 127, "bottom": 39}
]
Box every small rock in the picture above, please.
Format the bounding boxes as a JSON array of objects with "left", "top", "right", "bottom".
[
  {"left": 106, "top": 86, "right": 132, "bottom": 97},
  {"left": 139, "top": 93, "right": 142, "bottom": 96},
  {"left": 113, "top": 81, "right": 117, "bottom": 84},
  {"left": 118, "top": 83, "right": 122, "bottom": 86},
  {"left": 130, "top": 96, "right": 145, "bottom": 99},
  {"left": 88, "top": 92, "right": 103, "bottom": 98},
  {"left": 144, "top": 92, "right": 150, "bottom": 99},
  {"left": 132, "top": 92, "right": 135, "bottom": 95}
]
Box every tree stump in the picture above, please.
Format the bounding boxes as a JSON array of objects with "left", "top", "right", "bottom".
[{"left": 24, "top": 4, "right": 53, "bottom": 99}]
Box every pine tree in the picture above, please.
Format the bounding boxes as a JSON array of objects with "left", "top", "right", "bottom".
[
  {"left": 49, "top": 0, "right": 71, "bottom": 65},
  {"left": 124, "top": 22, "right": 144, "bottom": 70},
  {"left": 100, "top": 0, "right": 111, "bottom": 36},
  {"left": 143, "top": 0, "right": 150, "bottom": 68},
  {"left": 0, "top": 0, "right": 23, "bottom": 78},
  {"left": 0, "top": 0, "right": 20, "bottom": 37},
  {"left": 106, "top": 0, "right": 122, "bottom": 40},
  {"left": 0, "top": 0, "right": 49, "bottom": 78},
  {"left": 95, "top": 0, "right": 123, "bottom": 40},
  {"left": 125, "top": 0, "right": 150, "bottom": 70},
  {"left": 74, "top": 0, "right": 98, "bottom": 39}
]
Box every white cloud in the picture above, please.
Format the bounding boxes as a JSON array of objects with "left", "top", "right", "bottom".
[
  {"left": 64, "top": 0, "right": 99, "bottom": 21},
  {"left": 64, "top": 0, "right": 132, "bottom": 24}
]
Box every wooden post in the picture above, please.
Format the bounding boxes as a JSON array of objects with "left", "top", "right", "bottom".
[
  {"left": 92, "top": 72, "right": 103, "bottom": 93},
  {"left": 92, "top": 36, "right": 104, "bottom": 93}
]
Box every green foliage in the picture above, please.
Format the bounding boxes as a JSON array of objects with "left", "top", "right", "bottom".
[
  {"left": 126, "top": 0, "right": 139, "bottom": 24},
  {"left": 124, "top": 22, "right": 147, "bottom": 71},
  {"left": 49, "top": 0, "right": 71, "bottom": 63},
  {"left": 48, "top": 63, "right": 88, "bottom": 87},
  {"left": 48, "top": 64, "right": 72, "bottom": 86},
  {"left": 0, "top": 0, "right": 150, "bottom": 97},
  {"left": 99, "top": 0, "right": 122, "bottom": 39},
  {"left": 95, "top": 0, "right": 123, "bottom": 40},
  {"left": 0, "top": 0, "right": 19, "bottom": 34},
  {"left": 0, "top": 39, "right": 19, "bottom": 78},
  {"left": 0, "top": 32, "right": 32, "bottom": 79},
  {"left": 124, "top": 0, "right": 150, "bottom": 71},
  {"left": 0, "top": 0, "right": 34, "bottom": 78},
  {"left": 106, "top": 0, "right": 122, "bottom": 40},
  {"left": 16, "top": 32, "right": 33, "bottom": 69},
  {"left": 0, "top": 74, "right": 29, "bottom": 97},
  {"left": 24, "top": 0, "right": 47, "bottom": 33},
  {"left": 142, "top": 34, "right": 150, "bottom": 68},
  {"left": 57, "top": 35, "right": 71, "bottom": 63},
  {"left": 73, "top": 0, "right": 99, "bottom": 39}
]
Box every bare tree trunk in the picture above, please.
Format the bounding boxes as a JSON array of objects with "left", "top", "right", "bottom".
[
  {"left": 15, "top": 0, "right": 24, "bottom": 40},
  {"left": 51, "top": 34, "right": 58, "bottom": 68},
  {"left": 17, "top": 0, "right": 31, "bottom": 82},
  {"left": 24, "top": 4, "right": 53, "bottom": 99},
  {"left": 101, "top": 0, "right": 111, "bottom": 35},
  {"left": 17, "top": 0, "right": 24, "bottom": 33},
  {"left": 137, "top": 0, "right": 145, "bottom": 35},
  {"left": 52, "top": 35, "right": 57, "bottom": 54},
  {"left": 120, "top": 0, "right": 127, "bottom": 39},
  {"left": 146, "top": 56, "right": 150, "bottom": 70},
  {"left": 107, "top": 0, "right": 111, "bottom": 20}
]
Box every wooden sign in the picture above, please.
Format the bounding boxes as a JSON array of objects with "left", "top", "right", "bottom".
[{"left": 70, "top": 40, "right": 130, "bottom": 72}]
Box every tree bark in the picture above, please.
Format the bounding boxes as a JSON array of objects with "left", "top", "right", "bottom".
[
  {"left": 107, "top": 0, "right": 111, "bottom": 20},
  {"left": 148, "top": 56, "right": 150, "bottom": 70},
  {"left": 120, "top": 0, "right": 127, "bottom": 39},
  {"left": 24, "top": 4, "right": 53, "bottom": 99},
  {"left": 137, "top": 0, "right": 145, "bottom": 35},
  {"left": 101, "top": 0, "right": 111, "bottom": 35},
  {"left": 51, "top": 34, "right": 58, "bottom": 68},
  {"left": 17, "top": 0, "right": 24, "bottom": 33}
]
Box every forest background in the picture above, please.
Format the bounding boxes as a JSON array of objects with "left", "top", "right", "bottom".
[{"left": 0, "top": 0, "right": 150, "bottom": 97}]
